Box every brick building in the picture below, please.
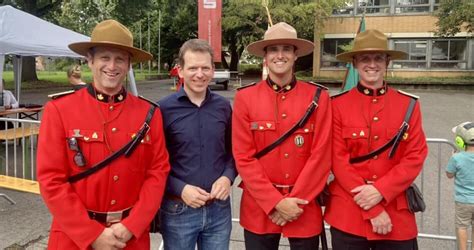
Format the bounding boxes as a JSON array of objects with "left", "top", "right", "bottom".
[{"left": 313, "top": 0, "right": 473, "bottom": 79}]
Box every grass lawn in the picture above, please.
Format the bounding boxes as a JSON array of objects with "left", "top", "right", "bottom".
[{"left": 1, "top": 70, "right": 156, "bottom": 90}]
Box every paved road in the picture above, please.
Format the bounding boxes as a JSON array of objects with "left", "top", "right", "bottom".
[{"left": 0, "top": 79, "right": 473, "bottom": 249}]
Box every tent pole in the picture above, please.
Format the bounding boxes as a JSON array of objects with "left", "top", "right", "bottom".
[
  {"left": 0, "top": 55, "right": 4, "bottom": 90},
  {"left": 0, "top": 55, "right": 4, "bottom": 107},
  {"left": 128, "top": 67, "right": 138, "bottom": 96},
  {"left": 13, "top": 56, "right": 22, "bottom": 102}
]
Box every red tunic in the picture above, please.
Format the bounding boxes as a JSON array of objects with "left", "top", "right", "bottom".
[
  {"left": 37, "top": 88, "right": 170, "bottom": 249},
  {"left": 232, "top": 80, "right": 332, "bottom": 237},
  {"left": 324, "top": 85, "right": 428, "bottom": 240}
]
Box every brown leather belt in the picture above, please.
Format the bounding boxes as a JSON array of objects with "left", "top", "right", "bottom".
[
  {"left": 273, "top": 184, "right": 294, "bottom": 195},
  {"left": 165, "top": 194, "right": 215, "bottom": 206},
  {"left": 87, "top": 207, "right": 132, "bottom": 226}
]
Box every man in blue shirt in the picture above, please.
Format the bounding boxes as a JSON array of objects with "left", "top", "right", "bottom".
[{"left": 158, "top": 39, "right": 237, "bottom": 250}]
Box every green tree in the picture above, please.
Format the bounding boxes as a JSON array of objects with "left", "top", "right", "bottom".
[
  {"left": 222, "top": 1, "right": 266, "bottom": 70},
  {"left": 1, "top": 0, "right": 63, "bottom": 81},
  {"left": 51, "top": 0, "right": 160, "bottom": 71},
  {"left": 435, "top": 0, "right": 473, "bottom": 36},
  {"left": 222, "top": 0, "right": 346, "bottom": 71},
  {"left": 152, "top": 0, "right": 198, "bottom": 69},
  {"left": 50, "top": 0, "right": 154, "bottom": 37}
]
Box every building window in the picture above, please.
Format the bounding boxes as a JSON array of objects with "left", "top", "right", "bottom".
[
  {"left": 358, "top": 0, "right": 390, "bottom": 14},
  {"left": 396, "top": 0, "right": 430, "bottom": 13},
  {"left": 433, "top": 0, "right": 440, "bottom": 11},
  {"left": 332, "top": 0, "right": 439, "bottom": 15},
  {"left": 321, "top": 39, "right": 352, "bottom": 68},
  {"left": 390, "top": 39, "right": 468, "bottom": 69},
  {"left": 431, "top": 40, "right": 468, "bottom": 69},
  {"left": 392, "top": 40, "right": 427, "bottom": 69},
  {"left": 321, "top": 38, "right": 471, "bottom": 70},
  {"left": 333, "top": 0, "right": 355, "bottom": 15}
]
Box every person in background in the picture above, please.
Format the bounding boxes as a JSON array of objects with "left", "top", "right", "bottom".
[
  {"left": 67, "top": 65, "right": 87, "bottom": 90},
  {"left": 169, "top": 62, "right": 184, "bottom": 92},
  {"left": 158, "top": 39, "right": 236, "bottom": 250},
  {"left": 325, "top": 29, "right": 428, "bottom": 250},
  {"left": 1, "top": 80, "right": 19, "bottom": 110},
  {"left": 232, "top": 22, "right": 331, "bottom": 249},
  {"left": 37, "top": 20, "right": 170, "bottom": 250},
  {"left": 0, "top": 79, "right": 19, "bottom": 130},
  {"left": 446, "top": 122, "right": 474, "bottom": 250}
]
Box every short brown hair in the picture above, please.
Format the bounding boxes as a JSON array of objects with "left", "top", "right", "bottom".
[{"left": 178, "top": 39, "right": 214, "bottom": 67}]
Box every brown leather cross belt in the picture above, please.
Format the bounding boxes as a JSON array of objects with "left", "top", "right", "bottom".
[{"left": 87, "top": 207, "right": 132, "bottom": 226}]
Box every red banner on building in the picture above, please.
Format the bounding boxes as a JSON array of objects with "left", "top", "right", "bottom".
[{"left": 198, "top": 0, "right": 222, "bottom": 62}]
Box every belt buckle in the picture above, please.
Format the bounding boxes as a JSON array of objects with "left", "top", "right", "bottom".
[
  {"left": 106, "top": 211, "right": 123, "bottom": 226},
  {"left": 205, "top": 199, "right": 215, "bottom": 206},
  {"left": 274, "top": 184, "right": 292, "bottom": 195}
]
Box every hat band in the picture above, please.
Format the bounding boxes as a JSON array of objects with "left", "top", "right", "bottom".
[{"left": 351, "top": 47, "right": 391, "bottom": 53}]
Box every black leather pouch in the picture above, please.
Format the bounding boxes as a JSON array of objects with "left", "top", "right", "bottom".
[{"left": 406, "top": 183, "right": 426, "bottom": 213}]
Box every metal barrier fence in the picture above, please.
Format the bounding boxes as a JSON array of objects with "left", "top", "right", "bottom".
[
  {"left": 0, "top": 117, "right": 40, "bottom": 180},
  {"left": 0, "top": 117, "right": 40, "bottom": 204}
]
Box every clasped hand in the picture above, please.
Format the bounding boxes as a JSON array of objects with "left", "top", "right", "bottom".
[
  {"left": 351, "top": 184, "right": 383, "bottom": 210},
  {"left": 91, "top": 223, "right": 132, "bottom": 249},
  {"left": 269, "top": 197, "right": 308, "bottom": 226},
  {"left": 182, "top": 177, "right": 231, "bottom": 208}
]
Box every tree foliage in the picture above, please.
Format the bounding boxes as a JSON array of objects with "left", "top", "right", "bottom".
[
  {"left": 0, "top": 0, "right": 62, "bottom": 16},
  {"left": 2, "top": 0, "right": 348, "bottom": 76},
  {"left": 222, "top": 0, "right": 345, "bottom": 71},
  {"left": 435, "top": 0, "right": 473, "bottom": 36},
  {"left": 0, "top": 0, "right": 64, "bottom": 81}
]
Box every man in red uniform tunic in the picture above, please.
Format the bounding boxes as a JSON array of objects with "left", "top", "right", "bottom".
[
  {"left": 37, "top": 20, "right": 170, "bottom": 250},
  {"left": 232, "top": 22, "right": 332, "bottom": 249},
  {"left": 324, "top": 29, "right": 428, "bottom": 249}
]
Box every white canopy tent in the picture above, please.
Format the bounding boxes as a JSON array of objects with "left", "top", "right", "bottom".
[{"left": 0, "top": 5, "right": 138, "bottom": 103}]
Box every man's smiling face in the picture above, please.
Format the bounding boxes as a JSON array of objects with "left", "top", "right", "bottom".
[{"left": 88, "top": 46, "right": 130, "bottom": 95}]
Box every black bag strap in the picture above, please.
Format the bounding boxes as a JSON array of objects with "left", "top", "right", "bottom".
[
  {"left": 253, "top": 87, "right": 322, "bottom": 159},
  {"left": 349, "top": 98, "right": 417, "bottom": 164},
  {"left": 68, "top": 105, "right": 156, "bottom": 183}
]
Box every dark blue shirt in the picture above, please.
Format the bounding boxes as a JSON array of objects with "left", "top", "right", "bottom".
[{"left": 158, "top": 87, "right": 237, "bottom": 196}]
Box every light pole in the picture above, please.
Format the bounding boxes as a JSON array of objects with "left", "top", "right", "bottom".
[
  {"left": 148, "top": 13, "right": 151, "bottom": 74},
  {"left": 139, "top": 21, "right": 143, "bottom": 73},
  {"left": 158, "top": 10, "right": 161, "bottom": 74}
]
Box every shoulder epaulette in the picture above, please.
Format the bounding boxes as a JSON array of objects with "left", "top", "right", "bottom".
[
  {"left": 331, "top": 90, "right": 350, "bottom": 99},
  {"left": 139, "top": 95, "right": 160, "bottom": 107},
  {"left": 47, "top": 90, "right": 75, "bottom": 100},
  {"left": 307, "top": 81, "right": 329, "bottom": 90},
  {"left": 237, "top": 82, "right": 257, "bottom": 91},
  {"left": 397, "top": 90, "right": 419, "bottom": 100}
]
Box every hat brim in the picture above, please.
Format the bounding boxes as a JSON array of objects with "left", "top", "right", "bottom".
[
  {"left": 336, "top": 49, "right": 407, "bottom": 62},
  {"left": 69, "top": 41, "right": 153, "bottom": 63},
  {"left": 246, "top": 38, "right": 314, "bottom": 57}
]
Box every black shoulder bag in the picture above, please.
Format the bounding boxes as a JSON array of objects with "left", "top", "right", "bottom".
[
  {"left": 349, "top": 98, "right": 425, "bottom": 213},
  {"left": 68, "top": 105, "right": 155, "bottom": 183}
]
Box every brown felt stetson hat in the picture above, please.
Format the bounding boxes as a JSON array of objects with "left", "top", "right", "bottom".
[
  {"left": 246, "top": 22, "right": 314, "bottom": 57},
  {"left": 336, "top": 29, "right": 407, "bottom": 62},
  {"left": 69, "top": 20, "right": 152, "bottom": 63}
]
